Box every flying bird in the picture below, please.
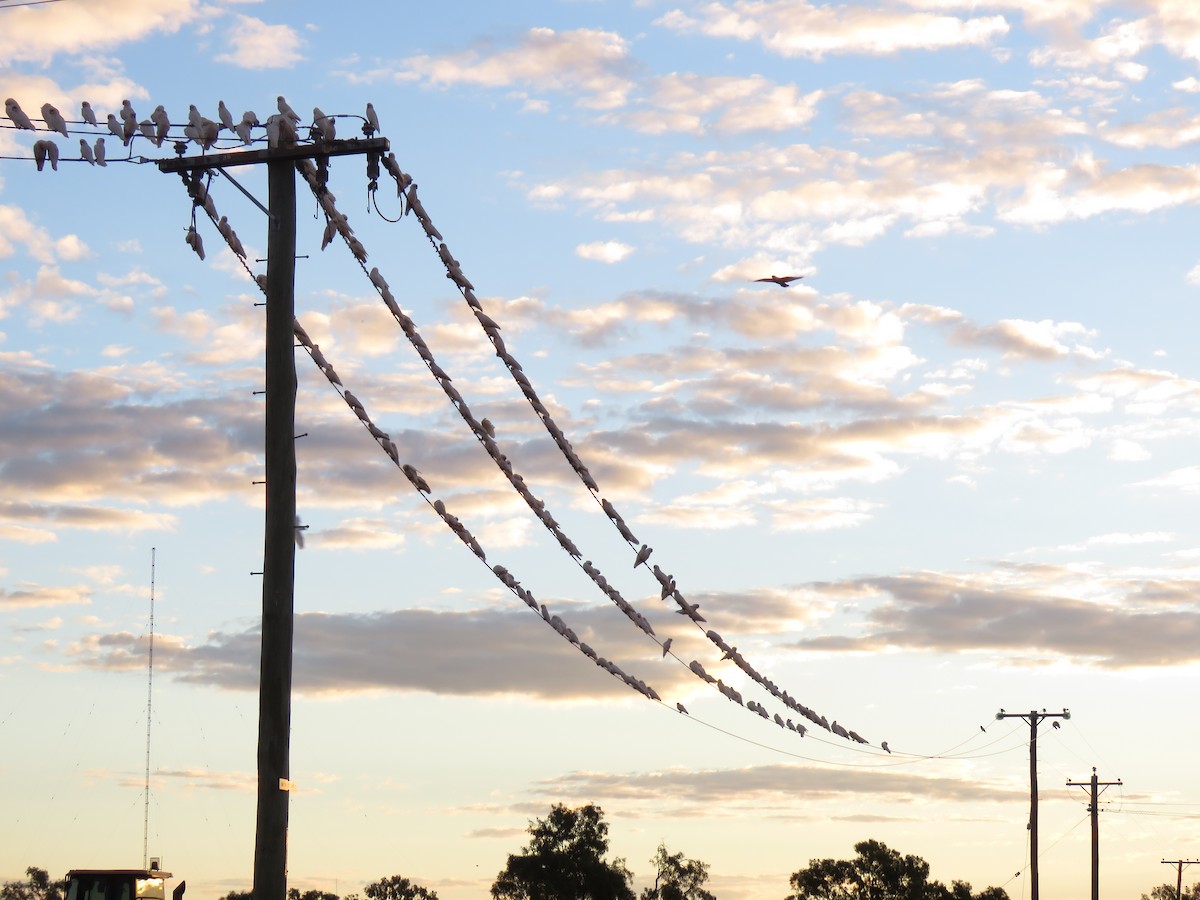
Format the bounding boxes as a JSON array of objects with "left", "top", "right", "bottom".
[
  {"left": 754, "top": 275, "right": 804, "bottom": 287},
  {"left": 40, "top": 104, "right": 68, "bottom": 137},
  {"left": 80, "top": 101, "right": 97, "bottom": 126},
  {"left": 5, "top": 98, "right": 34, "bottom": 130}
]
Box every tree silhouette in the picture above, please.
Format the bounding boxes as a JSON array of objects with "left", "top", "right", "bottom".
[
  {"left": 787, "top": 840, "right": 1007, "bottom": 900},
  {"left": 491, "top": 803, "right": 634, "bottom": 900},
  {"left": 1142, "top": 884, "right": 1200, "bottom": 900},
  {"left": 288, "top": 890, "right": 340, "bottom": 900},
  {"left": 363, "top": 875, "right": 439, "bottom": 900},
  {"left": 1, "top": 868, "right": 66, "bottom": 900},
  {"left": 640, "top": 844, "right": 714, "bottom": 900}
]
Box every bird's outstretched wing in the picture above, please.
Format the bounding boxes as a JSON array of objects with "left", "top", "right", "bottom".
[{"left": 754, "top": 274, "right": 804, "bottom": 287}]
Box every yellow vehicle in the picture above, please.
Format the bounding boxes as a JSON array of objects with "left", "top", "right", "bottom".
[{"left": 64, "top": 868, "right": 183, "bottom": 900}]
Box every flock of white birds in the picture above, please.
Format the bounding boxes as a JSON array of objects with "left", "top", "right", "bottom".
[{"left": 4, "top": 95, "right": 892, "bottom": 758}]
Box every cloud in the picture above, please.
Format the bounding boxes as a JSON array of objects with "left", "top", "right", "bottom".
[
  {"left": 215, "top": 14, "right": 305, "bottom": 68},
  {"left": 70, "top": 605, "right": 687, "bottom": 700},
  {"left": 576, "top": 241, "right": 635, "bottom": 263},
  {"left": 396, "top": 27, "right": 636, "bottom": 110},
  {"left": 789, "top": 563, "right": 1200, "bottom": 668},
  {"left": 0, "top": 0, "right": 202, "bottom": 64},
  {"left": 0, "top": 582, "right": 91, "bottom": 608},
  {"left": 656, "top": 1, "right": 1009, "bottom": 59},
  {"left": 535, "top": 762, "right": 1024, "bottom": 809}
]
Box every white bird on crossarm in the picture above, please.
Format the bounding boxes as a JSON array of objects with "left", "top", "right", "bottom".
[
  {"left": 41, "top": 104, "right": 68, "bottom": 137},
  {"left": 313, "top": 107, "right": 335, "bottom": 142},
  {"left": 365, "top": 102, "right": 380, "bottom": 134},
  {"left": 6, "top": 98, "right": 34, "bottom": 130},
  {"left": 277, "top": 95, "right": 300, "bottom": 123},
  {"left": 151, "top": 105, "right": 170, "bottom": 145},
  {"left": 218, "top": 101, "right": 235, "bottom": 132}
]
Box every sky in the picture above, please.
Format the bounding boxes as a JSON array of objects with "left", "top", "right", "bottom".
[{"left": 2, "top": 1, "right": 1200, "bottom": 899}]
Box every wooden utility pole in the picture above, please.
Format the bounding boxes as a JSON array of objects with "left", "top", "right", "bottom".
[
  {"left": 1162, "top": 860, "right": 1199, "bottom": 900},
  {"left": 1066, "top": 767, "right": 1121, "bottom": 900},
  {"left": 997, "top": 708, "right": 1070, "bottom": 900},
  {"left": 158, "top": 135, "right": 388, "bottom": 900}
]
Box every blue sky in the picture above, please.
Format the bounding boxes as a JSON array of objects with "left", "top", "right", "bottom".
[{"left": 3, "top": 1, "right": 1200, "bottom": 899}]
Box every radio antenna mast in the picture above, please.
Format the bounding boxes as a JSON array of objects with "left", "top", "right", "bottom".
[{"left": 143, "top": 547, "right": 156, "bottom": 868}]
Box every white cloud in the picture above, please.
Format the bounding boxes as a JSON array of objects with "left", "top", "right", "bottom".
[
  {"left": 215, "top": 14, "right": 305, "bottom": 69},
  {"left": 399, "top": 27, "right": 635, "bottom": 110},
  {"left": 656, "top": 1, "right": 1009, "bottom": 59},
  {"left": 576, "top": 240, "right": 635, "bottom": 263},
  {"left": 0, "top": 0, "right": 201, "bottom": 64}
]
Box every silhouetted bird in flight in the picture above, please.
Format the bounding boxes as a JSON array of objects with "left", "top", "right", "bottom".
[{"left": 754, "top": 274, "right": 804, "bottom": 287}]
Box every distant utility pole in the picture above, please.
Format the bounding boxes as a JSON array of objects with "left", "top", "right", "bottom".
[
  {"left": 997, "top": 707, "right": 1070, "bottom": 900},
  {"left": 1066, "top": 767, "right": 1121, "bottom": 900},
  {"left": 1162, "top": 860, "right": 1199, "bottom": 900},
  {"left": 159, "top": 134, "right": 388, "bottom": 900}
]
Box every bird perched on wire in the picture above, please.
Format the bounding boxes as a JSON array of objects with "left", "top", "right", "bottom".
[
  {"left": 151, "top": 105, "right": 170, "bottom": 146},
  {"left": 754, "top": 274, "right": 804, "bottom": 287},
  {"left": 5, "top": 98, "right": 34, "bottom": 129},
  {"left": 80, "top": 101, "right": 98, "bottom": 126},
  {"left": 120, "top": 99, "right": 138, "bottom": 143},
  {"left": 40, "top": 103, "right": 68, "bottom": 137},
  {"left": 277, "top": 95, "right": 300, "bottom": 123}
]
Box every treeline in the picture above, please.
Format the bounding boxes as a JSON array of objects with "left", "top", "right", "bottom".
[{"left": 8, "top": 803, "right": 1197, "bottom": 900}]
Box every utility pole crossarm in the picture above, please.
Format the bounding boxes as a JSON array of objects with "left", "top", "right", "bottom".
[
  {"left": 155, "top": 137, "right": 390, "bottom": 173},
  {"left": 996, "top": 708, "right": 1070, "bottom": 900}
]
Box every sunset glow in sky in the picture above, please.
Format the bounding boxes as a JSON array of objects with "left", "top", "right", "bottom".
[{"left": 3, "top": 2, "right": 1200, "bottom": 899}]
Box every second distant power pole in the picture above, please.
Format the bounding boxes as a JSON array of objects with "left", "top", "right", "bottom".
[{"left": 1067, "top": 767, "right": 1122, "bottom": 900}]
